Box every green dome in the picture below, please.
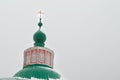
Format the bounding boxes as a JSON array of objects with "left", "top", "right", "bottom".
[
  {"left": 14, "top": 64, "right": 60, "bottom": 80},
  {"left": 33, "top": 30, "right": 46, "bottom": 47},
  {"left": 33, "top": 18, "right": 47, "bottom": 47}
]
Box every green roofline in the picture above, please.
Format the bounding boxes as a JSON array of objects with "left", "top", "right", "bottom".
[{"left": 14, "top": 64, "right": 61, "bottom": 79}]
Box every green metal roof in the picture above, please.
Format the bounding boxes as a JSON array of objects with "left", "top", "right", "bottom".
[{"left": 14, "top": 64, "right": 60, "bottom": 80}]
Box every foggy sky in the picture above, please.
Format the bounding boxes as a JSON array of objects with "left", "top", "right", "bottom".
[{"left": 0, "top": 0, "right": 120, "bottom": 80}]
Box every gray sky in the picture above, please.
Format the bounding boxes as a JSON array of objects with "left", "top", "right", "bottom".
[{"left": 0, "top": 0, "right": 120, "bottom": 80}]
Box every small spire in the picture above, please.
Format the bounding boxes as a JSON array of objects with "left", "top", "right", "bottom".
[
  {"left": 33, "top": 10, "right": 46, "bottom": 47},
  {"left": 38, "top": 10, "right": 44, "bottom": 29}
]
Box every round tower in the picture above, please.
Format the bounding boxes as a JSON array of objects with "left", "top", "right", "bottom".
[{"left": 14, "top": 12, "right": 61, "bottom": 80}]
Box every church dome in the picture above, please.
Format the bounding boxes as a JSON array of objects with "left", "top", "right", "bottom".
[
  {"left": 33, "top": 30, "right": 46, "bottom": 47},
  {"left": 14, "top": 64, "right": 60, "bottom": 79},
  {"left": 13, "top": 16, "right": 61, "bottom": 80},
  {"left": 33, "top": 18, "right": 46, "bottom": 47}
]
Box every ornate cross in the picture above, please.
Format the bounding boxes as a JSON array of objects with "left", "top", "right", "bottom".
[{"left": 38, "top": 10, "right": 44, "bottom": 18}]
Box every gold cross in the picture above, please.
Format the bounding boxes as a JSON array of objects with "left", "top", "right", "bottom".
[{"left": 38, "top": 10, "right": 44, "bottom": 18}]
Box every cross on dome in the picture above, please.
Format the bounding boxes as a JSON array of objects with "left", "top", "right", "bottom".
[
  {"left": 38, "top": 10, "right": 44, "bottom": 19},
  {"left": 32, "top": 10, "right": 46, "bottom": 47},
  {"left": 37, "top": 10, "right": 44, "bottom": 29}
]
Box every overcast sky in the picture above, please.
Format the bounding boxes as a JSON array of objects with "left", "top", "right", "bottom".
[{"left": 0, "top": 0, "right": 120, "bottom": 80}]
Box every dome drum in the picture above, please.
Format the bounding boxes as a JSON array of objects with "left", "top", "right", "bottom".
[{"left": 23, "top": 47, "right": 54, "bottom": 68}]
